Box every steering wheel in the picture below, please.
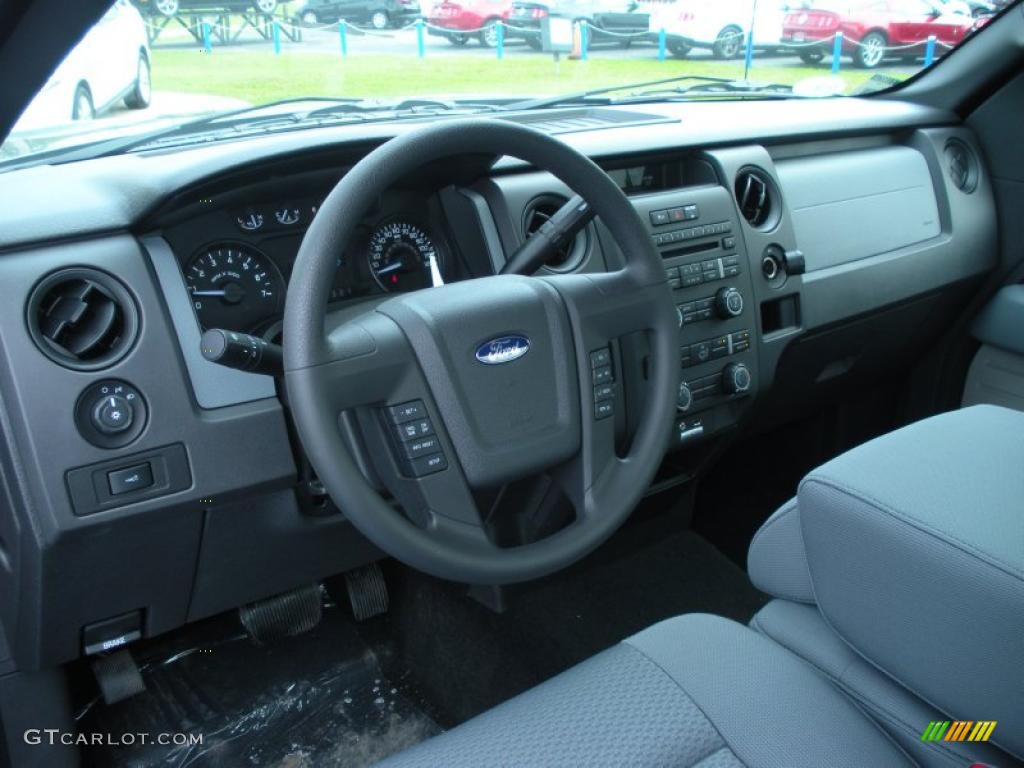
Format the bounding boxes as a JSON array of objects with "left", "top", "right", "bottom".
[{"left": 284, "top": 120, "right": 678, "bottom": 585}]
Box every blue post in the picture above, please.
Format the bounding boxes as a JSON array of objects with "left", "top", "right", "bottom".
[
  {"left": 272, "top": 20, "right": 281, "bottom": 54},
  {"left": 580, "top": 20, "right": 588, "bottom": 60},
  {"left": 924, "top": 34, "right": 936, "bottom": 66},
  {"left": 496, "top": 20, "right": 504, "bottom": 59},
  {"left": 339, "top": 20, "right": 348, "bottom": 56},
  {"left": 416, "top": 18, "right": 425, "bottom": 58},
  {"left": 743, "top": 28, "right": 754, "bottom": 76},
  {"left": 831, "top": 31, "right": 843, "bottom": 73},
  {"left": 202, "top": 21, "right": 212, "bottom": 52},
  {"left": 657, "top": 28, "right": 666, "bottom": 61}
]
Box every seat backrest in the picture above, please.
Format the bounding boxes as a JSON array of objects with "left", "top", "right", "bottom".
[{"left": 748, "top": 405, "right": 1024, "bottom": 761}]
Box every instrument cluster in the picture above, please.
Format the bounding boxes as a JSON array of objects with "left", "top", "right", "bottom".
[{"left": 179, "top": 192, "right": 454, "bottom": 335}]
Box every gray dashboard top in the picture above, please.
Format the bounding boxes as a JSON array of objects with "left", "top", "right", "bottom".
[{"left": 0, "top": 97, "right": 955, "bottom": 252}]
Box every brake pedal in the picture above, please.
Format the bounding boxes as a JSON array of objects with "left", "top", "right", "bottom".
[
  {"left": 239, "top": 582, "right": 323, "bottom": 644},
  {"left": 344, "top": 562, "right": 389, "bottom": 621},
  {"left": 91, "top": 649, "right": 146, "bottom": 706}
]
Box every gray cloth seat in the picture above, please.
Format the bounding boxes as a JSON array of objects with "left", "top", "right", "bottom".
[
  {"left": 379, "top": 405, "right": 1024, "bottom": 768},
  {"left": 378, "top": 613, "right": 912, "bottom": 768}
]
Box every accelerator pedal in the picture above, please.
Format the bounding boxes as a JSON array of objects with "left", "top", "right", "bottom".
[
  {"left": 239, "top": 583, "right": 323, "bottom": 644},
  {"left": 91, "top": 649, "right": 146, "bottom": 706},
  {"left": 344, "top": 562, "right": 389, "bottom": 621}
]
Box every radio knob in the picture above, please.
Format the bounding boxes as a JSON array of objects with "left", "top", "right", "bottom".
[
  {"left": 715, "top": 287, "right": 744, "bottom": 318},
  {"left": 677, "top": 381, "right": 693, "bottom": 412},
  {"left": 722, "top": 363, "right": 752, "bottom": 395}
]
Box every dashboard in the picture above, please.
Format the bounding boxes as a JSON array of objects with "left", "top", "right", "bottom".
[{"left": 0, "top": 98, "right": 999, "bottom": 672}]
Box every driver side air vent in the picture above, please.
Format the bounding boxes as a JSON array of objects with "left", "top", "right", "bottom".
[
  {"left": 27, "top": 268, "right": 139, "bottom": 371},
  {"left": 522, "top": 194, "right": 588, "bottom": 272},
  {"left": 734, "top": 168, "right": 778, "bottom": 230}
]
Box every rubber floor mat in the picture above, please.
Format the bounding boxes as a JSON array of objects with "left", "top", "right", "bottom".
[{"left": 78, "top": 609, "right": 440, "bottom": 768}]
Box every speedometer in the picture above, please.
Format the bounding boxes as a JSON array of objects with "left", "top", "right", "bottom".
[
  {"left": 367, "top": 220, "right": 444, "bottom": 293},
  {"left": 184, "top": 243, "right": 284, "bottom": 332}
]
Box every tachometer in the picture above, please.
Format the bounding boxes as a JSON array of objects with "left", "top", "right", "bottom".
[
  {"left": 185, "top": 243, "right": 284, "bottom": 332},
  {"left": 367, "top": 220, "right": 444, "bottom": 293}
]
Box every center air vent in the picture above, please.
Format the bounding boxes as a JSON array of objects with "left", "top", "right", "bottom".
[
  {"left": 27, "top": 268, "right": 139, "bottom": 371},
  {"left": 734, "top": 168, "right": 778, "bottom": 230},
  {"left": 944, "top": 139, "right": 978, "bottom": 193},
  {"left": 522, "top": 194, "right": 587, "bottom": 272}
]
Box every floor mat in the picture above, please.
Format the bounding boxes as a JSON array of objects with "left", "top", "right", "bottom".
[
  {"left": 377, "top": 522, "right": 770, "bottom": 726},
  {"left": 79, "top": 608, "right": 439, "bottom": 768}
]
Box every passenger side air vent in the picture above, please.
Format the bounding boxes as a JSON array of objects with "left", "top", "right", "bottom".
[
  {"left": 944, "top": 139, "right": 978, "bottom": 193},
  {"left": 734, "top": 168, "right": 779, "bottom": 230},
  {"left": 27, "top": 268, "right": 139, "bottom": 371},
  {"left": 522, "top": 194, "right": 587, "bottom": 272}
]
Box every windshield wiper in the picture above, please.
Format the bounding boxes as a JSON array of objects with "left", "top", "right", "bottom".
[
  {"left": 506, "top": 75, "right": 796, "bottom": 111},
  {"left": 0, "top": 97, "right": 508, "bottom": 171}
]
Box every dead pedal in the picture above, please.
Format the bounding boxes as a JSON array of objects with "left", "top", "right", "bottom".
[
  {"left": 91, "top": 648, "right": 146, "bottom": 706},
  {"left": 239, "top": 582, "right": 323, "bottom": 644},
  {"left": 344, "top": 562, "right": 389, "bottom": 621}
]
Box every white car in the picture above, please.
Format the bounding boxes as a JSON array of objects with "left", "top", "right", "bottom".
[
  {"left": 12, "top": 0, "right": 151, "bottom": 131},
  {"left": 646, "top": 0, "right": 792, "bottom": 58}
]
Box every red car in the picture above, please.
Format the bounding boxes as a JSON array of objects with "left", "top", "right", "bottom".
[
  {"left": 428, "top": 0, "right": 513, "bottom": 46},
  {"left": 782, "top": 0, "right": 985, "bottom": 68}
]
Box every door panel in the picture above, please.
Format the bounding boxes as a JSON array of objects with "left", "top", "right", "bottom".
[{"left": 963, "top": 286, "right": 1024, "bottom": 411}]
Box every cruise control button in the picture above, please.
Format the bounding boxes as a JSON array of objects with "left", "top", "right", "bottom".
[
  {"left": 407, "top": 452, "right": 448, "bottom": 477},
  {"left": 387, "top": 400, "right": 426, "bottom": 423},
  {"left": 395, "top": 419, "right": 434, "bottom": 442}
]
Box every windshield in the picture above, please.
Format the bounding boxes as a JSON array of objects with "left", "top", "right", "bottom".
[{"left": 1, "top": 0, "right": 1012, "bottom": 166}]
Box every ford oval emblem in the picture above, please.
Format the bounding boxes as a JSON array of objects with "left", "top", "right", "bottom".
[{"left": 475, "top": 335, "right": 531, "bottom": 365}]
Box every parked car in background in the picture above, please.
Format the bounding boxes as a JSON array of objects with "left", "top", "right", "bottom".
[
  {"left": 647, "top": 0, "right": 791, "bottom": 59},
  {"left": 13, "top": 0, "right": 150, "bottom": 130},
  {"left": 296, "top": 0, "right": 420, "bottom": 26},
  {"left": 427, "top": 0, "right": 512, "bottom": 46},
  {"left": 782, "top": 0, "right": 983, "bottom": 67},
  {"left": 508, "top": 0, "right": 650, "bottom": 49},
  {"left": 133, "top": 0, "right": 285, "bottom": 15}
]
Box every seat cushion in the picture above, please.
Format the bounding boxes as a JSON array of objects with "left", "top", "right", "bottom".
[
  {"left": 375, "top": 614, "right": 911, "bottom": 767},
  {"left": 798, "top": 404, "right": 1024, "bottom": 759},
  {"left": 751, "top": 599, "right": 1020, "bottom": 768}
]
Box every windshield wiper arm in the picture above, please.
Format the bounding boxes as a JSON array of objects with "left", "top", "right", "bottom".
[{"left": 505, "top": 75, "right": 795, "bottom": 111}]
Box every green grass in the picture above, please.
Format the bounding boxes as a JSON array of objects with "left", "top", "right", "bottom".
[{"left": 151, "top": 48, "right": 907, "bottom": 104}]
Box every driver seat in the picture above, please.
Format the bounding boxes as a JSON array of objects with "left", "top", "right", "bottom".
[{"left": 377, "top": 405, "right": 1024, "bottom": 768}]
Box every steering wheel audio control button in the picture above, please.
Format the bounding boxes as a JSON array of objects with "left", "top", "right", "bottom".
[
  {"left": 594, "top": 400, "right": 614, "bottom": 419},
  {"left": 592, "top": 366, "right": 613, "bottom": 386},
  {"left": 594, "top": 383, "right": 615, "bottom": 402},
  {"left": 590, "top": 348, "right": 611, "bottom": 368}
]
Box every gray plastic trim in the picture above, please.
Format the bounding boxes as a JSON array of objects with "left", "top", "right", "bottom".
[
  {"left": 972, "top": 284, "right": 1024, "bottom": 357},
  {"left": 775, "top": 146, "right": 941, "bottom": 273},
  {"left": 963, "top": 344, "right": 1024, "bottom": 411},
  {"left": 143, "top": 235, "right": 276, "bottom": 409}
]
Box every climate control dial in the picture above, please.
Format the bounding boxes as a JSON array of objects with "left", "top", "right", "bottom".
[
  {"left": 715, "top": 287, "right": 744, "bottom": 319},
  {"left": 722, "top": 363, "right": 752, "bottom": 395},
  {"left": 677, "top": 381, "right": 693, "bottom": 413}
]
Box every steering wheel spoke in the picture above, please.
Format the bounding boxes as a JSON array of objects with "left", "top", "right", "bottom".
[{"left": 543, "top": 270, "right": 677, "bottom": 519}]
